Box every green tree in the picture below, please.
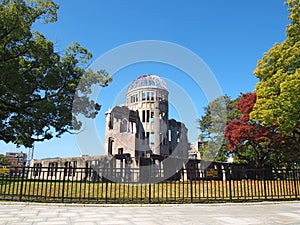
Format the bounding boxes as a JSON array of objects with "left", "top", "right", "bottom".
[
  {"left": 0, "top": 154, "right": 8, "bottom": 166},
  {"left": 250, "top": 0, "right": 300, "bottom": 142},
  {"left": 198, "top": 95, "right": 241, "bottom": 161},
  {"left": 0, "top": 0, "right": 112, "bottom": 148},
  {"left": 225, "top": 93, "right": 299, "bottom": 169}
]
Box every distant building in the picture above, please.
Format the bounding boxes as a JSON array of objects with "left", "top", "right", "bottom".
[
  {"left": 5, "top": 152, "right": 27, "bottom": 167},
  {"left": 104, "top": 74, "right": 190, "bottom": 158},
  {"left": 188, "top": 141, "right": 202, "bottom": 160}
]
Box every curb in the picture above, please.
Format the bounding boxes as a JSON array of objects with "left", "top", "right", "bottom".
[{"left": 1, "top": 200, "right": 299, "bottom": 208}]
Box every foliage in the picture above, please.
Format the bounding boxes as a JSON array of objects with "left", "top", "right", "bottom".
[
  {"left": 0, "top": 153, "right": 8, "bottom": 166},
  {"left": 225, "top": 93, "right": 299, "bottom": 168},
  {"left": 198, "top": 95, "right": 241, "bottom": 161},
  {"left": 225, "top": 93, "right": 269, "bottom": 168},
  {"left": 0, "top": 0, "right": 112, "bottom": 147},
  {"left": 250, "top": 0, "right": 300, "bottom": 139}
]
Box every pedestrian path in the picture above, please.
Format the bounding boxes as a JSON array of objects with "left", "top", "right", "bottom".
[{"left": 0, "top": 201, "right": 299, "bottom": 225}]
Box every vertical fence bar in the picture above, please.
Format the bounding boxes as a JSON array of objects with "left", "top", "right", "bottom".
[
  {"left": 294, "top": 170, "right": 298, "bottom": 199},
  {"left": 11, "top": 172, "right": 16, "bottom": 200},
  {"left": 182, "top": 169, "right": 185, "bottom": 201},
  {"left": 53, "top": 173, "right": 57, "bottom": 200},
  {"left": 61, "top": 167, "right": 66, "bottom": 203},
  {"left": 148, "top": 183, "right": 151, "bottom": 203},
  {"left": 18, "top": 166, "right": 26, "bottom": 201},
  {"left": 166, "top": 181, "right": 168, "bottom": 203},
  {"left": 0, "top": 174, "right": 3, "bottom": 199},
  {"left": 32, "top": 168, "right": 37, "bottom": 199},
  {"left": 105, "top": 180, "right": 108, "bottom": 203},
  {"left": 3, "top": 173, "right": 8, "bottom": 200},
  {"left": 263, "top": 169, "right": 267, "bottom": 200},
  {"left": 288, "top": 170, "right": 292, "bottom": 199},
  {"left": 282, "top": 170, "right": 285, "bottom": 198},
  {"left": 229, "top": 170, "right": 232, "bottom": 202},
  {"left": 190, "top": 169, "right": 193, "bottom": 203},
  {"left": 13, "top": 170, "right": 18, "bottom": 200}
]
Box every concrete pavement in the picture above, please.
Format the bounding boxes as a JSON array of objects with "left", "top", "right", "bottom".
[{"left": 0, "top": 201, "right": 299, "bottom": 225}]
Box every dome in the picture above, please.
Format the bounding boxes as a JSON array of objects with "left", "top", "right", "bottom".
[{"left": 127, "top": 74, "right": 167, "bottom": 93}]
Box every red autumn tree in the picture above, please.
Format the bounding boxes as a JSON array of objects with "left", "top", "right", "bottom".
[{"left": 224, "top": 93, "right": 288, "bottom": 168}]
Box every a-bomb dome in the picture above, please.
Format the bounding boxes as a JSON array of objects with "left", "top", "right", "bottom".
[{"left": 127, "top": 74, "right": 167, "bottom": 93}]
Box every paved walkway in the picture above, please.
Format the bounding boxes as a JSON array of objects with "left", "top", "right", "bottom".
[{"left": 0, "top": 201, "right": 299, "bottom": 225}]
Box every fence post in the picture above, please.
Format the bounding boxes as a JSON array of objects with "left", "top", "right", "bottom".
[
  {"left": 61, "top": 168, "right": 66, "bottom": 203},
  {"left": 293, "top": 170, "right": 298, "bottom": 200},
  {"left": 228, "top": 169, "right": 232, "bottom": 202},
  {"left": 263, "top": 169, "right": 268, "bottom": 200},
  {"left": 190, "top": 169, "right": 193, "bottom": 203},
  {"left": 19, "top": 166, "right": 26, "bottom": 202},
  {"left": 105, "top": 180, "right": 108, "bottom": 203},
  {"left": 149, "top": 183, "right": 151, "bottom": 203}
]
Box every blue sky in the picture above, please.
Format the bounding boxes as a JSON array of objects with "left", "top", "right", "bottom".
[{"left": 0, "top": 0, "right": 290, "bottom": 159}]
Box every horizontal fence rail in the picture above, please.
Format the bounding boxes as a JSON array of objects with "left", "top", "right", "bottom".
[{"left": 0, "top": 166, "right": 299, "bottom": 204}]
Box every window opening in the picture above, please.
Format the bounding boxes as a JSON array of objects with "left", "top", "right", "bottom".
[
  {"left": 150, "top": 132, "right": 154, "bottom": 145},
  {"left": 118, "top": 148, "right": 123, "bottom": 154},
  {"left": 150, "top": 111, "right": 154, "bottom": 123}
]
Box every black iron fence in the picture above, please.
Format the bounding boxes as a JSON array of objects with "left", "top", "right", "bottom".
[{"left": 0, "top": 166, "right": 299, "bottom": 203}]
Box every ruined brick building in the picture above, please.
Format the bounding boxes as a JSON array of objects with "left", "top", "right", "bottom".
[
  {"left": 29, "top": 75, "right": 191, "bottom": 182},
  {"left": 104, "top": 74, "right": 190, "bottom": 159}
]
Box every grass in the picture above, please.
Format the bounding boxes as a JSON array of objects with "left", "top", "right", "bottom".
[{"left": 0, "top": 177, "right": 299, "bottom": 204}]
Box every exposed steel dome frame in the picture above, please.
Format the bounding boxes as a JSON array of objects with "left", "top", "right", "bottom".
[{"left": 127, "top": 74, "right": 167, "bottom": 93}]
